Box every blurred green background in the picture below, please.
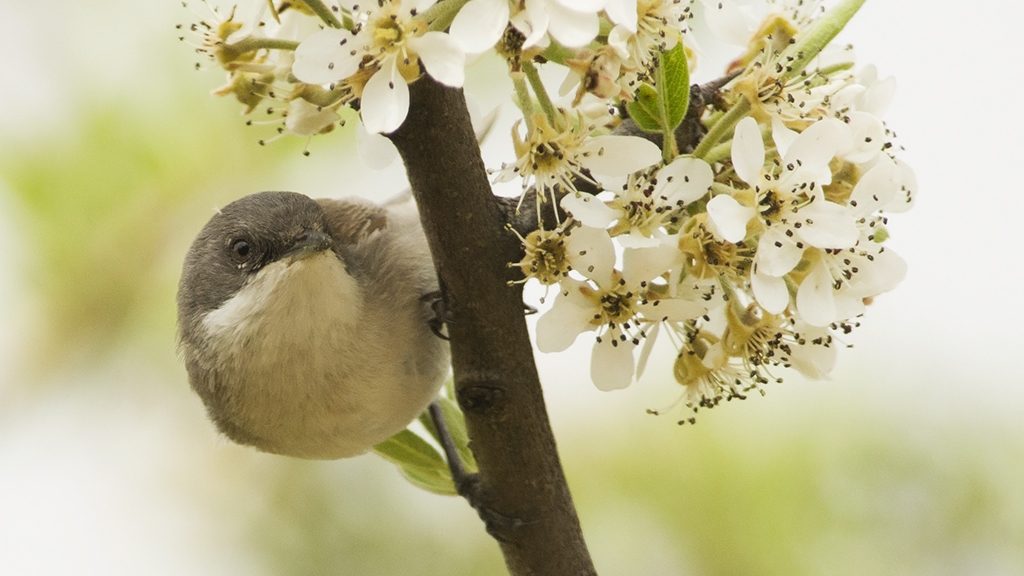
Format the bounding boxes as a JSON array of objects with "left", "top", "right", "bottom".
[{"left": 1, "top": 1, "right": 1022, "bottom": 574}]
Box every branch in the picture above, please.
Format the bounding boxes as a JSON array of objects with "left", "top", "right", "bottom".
[{"left": 388, "top": 77, "right": 597, "bottom": 576}]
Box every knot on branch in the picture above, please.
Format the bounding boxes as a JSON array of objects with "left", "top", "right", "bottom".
[{"left": 458, "top": 384, "right": 508, "bottom": 416}]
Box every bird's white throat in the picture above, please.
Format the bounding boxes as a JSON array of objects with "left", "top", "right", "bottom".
[
  {"left": 198, "top": 251, "right": 384, "bottom": 458},
  {"left": 202, "top": 251, "right": 362, "bottom": 346}
]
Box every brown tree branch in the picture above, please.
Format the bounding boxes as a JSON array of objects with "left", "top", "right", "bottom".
[{"left": 388, "top": 76, "right": 597, "bottom": 576}]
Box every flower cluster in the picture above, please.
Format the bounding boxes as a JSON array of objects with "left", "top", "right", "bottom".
[
  {"left": 181, "top": 0, "right": 465, "bottom": 142},
  {"left": 184, "top": 0, "right": 915, "bottom": 421},
  {"left": 492, "top": 0, "right": 915, "bottom": 419}
]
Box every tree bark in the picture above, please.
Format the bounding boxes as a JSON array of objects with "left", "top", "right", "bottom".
[{"left": 389, "top": 76, "right": 597, "bottom": 576}]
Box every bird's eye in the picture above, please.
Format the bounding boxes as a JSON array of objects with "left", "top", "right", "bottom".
[{"left": 230, "top": 239, "right": 252, "bottom": 263}]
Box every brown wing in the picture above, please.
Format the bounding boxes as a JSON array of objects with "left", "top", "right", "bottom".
[{"left": 316, "top": 197, "right": 389, "bottom": 245}]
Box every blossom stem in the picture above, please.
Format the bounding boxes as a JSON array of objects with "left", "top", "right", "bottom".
[
  {"left": 225, "top": 37, "right": 300, "bottom": 57},
  {"left": 521, "top": 61, "right": 562, "bottom": 130},
  {"left": 513, "top": 75, "right": 536, "bottom": 132},
  {"left": 539, "top": 43, "right": 576, "bottom": 67},
  {"left": 710, "top": 182, "right": 737, "bottom": 197},
  {"left": 703, "top": 141, "right": 733, "bottom": 165},
  {"left": 424, "top": 0, "right": 472, "bottom": 32},
  {"left": 817, "top": 62, "right": 855, "bottom": 77},
  {"left": 296, "top": 0, "right": 346, "bottom": 29},
  {"left": 692, "top": 96, "right": 751, "bottom": 160}
]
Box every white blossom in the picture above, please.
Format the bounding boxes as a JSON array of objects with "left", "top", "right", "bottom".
[
  {"left": 561, "top": 157, "right": 713, "bottom": 247},
  {"left": 536, "top": 240, "right": 705, "bottom": 391},
  {"left": 494, "top": 112, "right": 662, "bottom": 202},
  {"left": 292, "top": 0, "right": 465, "bottom": 134},
  {"left": 607, "top": 0, "right": 694, "bottom": 74}
]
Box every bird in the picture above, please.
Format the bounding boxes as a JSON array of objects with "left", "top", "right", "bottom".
[{"left": 176, "top": 191, "right": 450, "bottom": 459}]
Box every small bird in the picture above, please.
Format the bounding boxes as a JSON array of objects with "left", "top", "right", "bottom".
[{"left": 177, "top": 191, "right": 450, "bottom": 459}]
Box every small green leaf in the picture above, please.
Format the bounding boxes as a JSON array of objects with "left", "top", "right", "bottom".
[
  {"left": 397, "top": 465, "right": 457, "bottom": 496},
  {"left": 377, "top": 382, "right": 478, "bottom": 495},
  {"left": 626, "top": 84, "right": 662, "bottom": 132},
  {"left": 373, "top": 429, "right": 456, "bottom": 495},
  {"left": 373, "top": 429, "right": 446, "bottom": 468},
  {"left": 626, "top": 42, "right": 690, "bottom": 161},
  {"left": 660, "top": 42, "right": 691, "bottom": 132}
]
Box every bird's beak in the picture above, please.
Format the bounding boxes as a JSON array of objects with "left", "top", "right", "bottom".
[{"left": 283, "top": 229, "right": 333, "bottom": 262}]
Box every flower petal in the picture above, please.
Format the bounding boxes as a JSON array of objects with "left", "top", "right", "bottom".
[
  {"left": 579, "top": 135, "right": 661, "bottom": 176},
  {"left": 787, "top": 323, "right": 836, "bottom": 379},
  {"left": 756, "top": 226, "right": 803, "bottom": 277},
  {"left": 796, "top": 260, "right": 837, "bottom": 327},
  {"left": 617, "top": 229, "right": 665, "bottom": 248},
  {"left": 699, "top": 0, "right": 757, "bottom": 46},
  {"left": 635, "top": 321, "right": 659, "bottom": 380},
  {"left": 284, "top": 99, "right": 339, "bottom": 136},
  {"left": 638, "top": 298, "right": 706, "bottom": 322},
  {"left": 837, "top": 111, "right": 885, "bottom": 164},
  {"left": 603, "top": 0, "right": 636, "bottom": 32},
  {"left": 564, "top": 225, "right": 616, "bottom": 285},
  {"left": 706, "top": 194, "right": 754, "bottom": 242},
  {"left": 859, "top": 70, "right": 897, "bottom": 117},
  {"left": 292, "top": 28, "right": 362, "bottom": 85},
  {"left": 770, "top": 117, "right": 798, "bottom": 158},
  {"left": 654, "top": 157, "right": 714, "bottom": 204},
  {"left": 851, "top": 246, "right": 907, "bottom": 297},
  {"left": 408, "top": 31, "right": 465, "bottom": 87},
  {"left": 883, "top": 159, "right": 917, "bottom": 213},
  {"left": 794, "top": 200, "right": 858, "bottom": 249},
  {"left": 360, "top": 65, "right": 410, "bottom": 134},
  {"left": 535, "top": 284, "right": 593, "bottom": 352},
  {"left": 590, "top": 339, "right": 635, "bottom": 391},
  {"left": 833, "top": 290, "right": 866, "bottom": 322},
  {"left": 515, "top": 0, "right": 550, "bottom": 49},
  {"left": 357, "top": 121, "right": 399, "bottom": 170},
  {"left": 547, "top": 2, "right": 600, "bottom": 48},
  {"left": 780, "top": 118, "right": 847, "bottom": 185},
  {"left": 607, "top": 24, "right": 632, "bottom": 60},
  {"left": 751, "top": 265, "right": 789, "bottom": 314},
  {"left": 847, "top": 160, "right": 897, "bottom": 218},
  {"left": 449, "top": 0, "right": 509, "bottom": 54},
  {"left": 732, "top": 117, "right": 765, "bottom": 187},
  {"left": 561, "top": 192, "right": 619, "bottom": 228},
  {"left": 552, "top": 0, "right": 607, "bottom": 13},
  {"left": 622, "top": 244, "right": 680, "bottom": 287}
]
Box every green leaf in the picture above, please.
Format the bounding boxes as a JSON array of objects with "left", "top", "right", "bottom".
[
  {"left": 398, "top": 466, "right": 457, "bottom": 496},
  {"left": 626, "top": 84, "right": 662, "bottom": 132},
  {"left": 373, "top": 429, "right": 456, "bottom": 495},
  {"left": 783, "top": 0, "right": 866, "bottom": 81},
  {"left": 660, "top": 42, "right": 690, "bottom": 132},
  {"left": 626, "top": 42, "right": 690, "bottom": 161},
  {"left": 373, "top": 429, "right": 446, "bottom": 469}
]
